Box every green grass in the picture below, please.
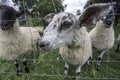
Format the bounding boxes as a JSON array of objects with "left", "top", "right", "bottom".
[{"left": 0, "top": 25, "right": 120, "bottom": 80}]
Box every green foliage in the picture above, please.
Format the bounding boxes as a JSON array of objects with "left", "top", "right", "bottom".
[
  {"left": 34, "top": 0, "right": 64, "bottom": 17},
  {"left": 14, "top": 0, "right": 64, "bottom": 26},
  {"left": 32, "top": 18, "right": 43, "bottom": 26},
  {"left": 21, "top": 0, "right": 64, "bottom": 17},
  {"left": 32, "top": 0, "right": 63, "bottom": 26}
]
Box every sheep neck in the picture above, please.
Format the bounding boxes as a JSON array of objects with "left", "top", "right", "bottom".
[
  {"left": 0, "top": 19, "right": 20, "bottom": 33},
  {"left": 10, "top": 19, "right": 20, "bottom": 31},
  {"left": 67, "top": 27, "right": 87, "bottom": 49},
  {"left": 95, "top": 20, "right": 113, "bottom": 31}
]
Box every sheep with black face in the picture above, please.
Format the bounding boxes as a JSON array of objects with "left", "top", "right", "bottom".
[
  {"left": 39, "top": 3, "right": 112, "bottom": 79},
  {"left": 89, "top": 8, "right": 115, "bottom": 71},
  {"left": 0, "top": 1, "right": 40, "bottom": 76}
]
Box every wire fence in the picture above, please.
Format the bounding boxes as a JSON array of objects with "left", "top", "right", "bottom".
[{"left": 0, "top": 0, "right": 120, "bottom": 80}]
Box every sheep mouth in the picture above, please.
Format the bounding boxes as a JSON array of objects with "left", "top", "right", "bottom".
[{"left": 40, "top": 45, "right": 53, "bottom": 51}]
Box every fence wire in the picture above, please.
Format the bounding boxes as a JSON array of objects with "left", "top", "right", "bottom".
[{"left": 0, "top": 0, "right": 120, "bottom": 80}]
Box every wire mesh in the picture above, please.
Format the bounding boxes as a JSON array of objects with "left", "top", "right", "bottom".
[{"left": 0, "top": 0, "right": 120, "bottom": 80}]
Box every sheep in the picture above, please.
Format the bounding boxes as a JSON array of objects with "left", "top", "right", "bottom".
[
  {"left": 39, "top": 3, "right": 112, "bottom": 80},
  {"left": 19, "top": 27, "right": 42, "bottom": 44},
  {"left": 116, "top": 34, "right": 120, "bottom": 52},
  {"left": 33, "top": 27, "right": 44, "bottom": 36},
  {"left": 20, "top": 26, "right": 43, "bottom": 51},
  {"left": 0, "top": 2, "right": 41, "bottom": 75},
  {"left": 89, "top": 7, "right": 115, "bottom": 71}
]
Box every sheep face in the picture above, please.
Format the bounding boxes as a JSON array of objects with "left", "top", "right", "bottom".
[
  {"left": 0, "top": 5, "right": 16, "bottom": 30},
  {"left": 39, "top": 3, "right": 112, "bottom": 51},
  {"left": 102, "top": 9, "right": 115, "bottom": 28},
  {"left": 40, "top": 12, "right": 78, "bottom": 50}
]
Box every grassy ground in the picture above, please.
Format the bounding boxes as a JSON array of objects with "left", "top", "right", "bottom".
[{"left": 0, "top": 24, "right": 120, "bottom": 80}]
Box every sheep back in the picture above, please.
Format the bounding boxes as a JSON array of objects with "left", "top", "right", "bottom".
[
  {"left": 0, "top": 26, "right": 31, "bottom": 60},
  {"left": 89, "top": 20, "right": 114, "bottom": 50},
  {"left": 20, "top": 27, "right": 41, "bottom": 44},
  {"left": 0, "top": 24, "right": 40, "bottom": 60}
]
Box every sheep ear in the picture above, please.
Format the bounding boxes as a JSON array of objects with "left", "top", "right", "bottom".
[
  {"left": 43, "top": 13, "right": 55, "bottom": 23},
  {"left": 79, "top": 3, "right": 112, "bottom": 27}
]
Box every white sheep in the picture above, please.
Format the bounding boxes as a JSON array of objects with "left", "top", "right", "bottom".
[
  {"left": 116, "top": 34, "right": 120, "bottom": 52},
  {"left": 0, "top": 2, "right": 41, "bottom": 75},
  {"left": 89, "top": 8, "right": 115, "bottom": 71},
  {"left": 59, "top": 27, "right": 92, "bottom": 78},
  {"left": 39, "top": 3, "right": 112, "bottom": 80},
  {"left": 20, "top": 27, "right": 42, "bottom": 44}
]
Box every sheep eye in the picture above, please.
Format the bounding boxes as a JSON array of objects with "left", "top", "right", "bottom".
[
  {"left": 63, "top": 21, "right": 72, "bottom": 28},
  {"left": 58, "top": 21, "right": 72, "bottom": 32},
  {"left": 61, "top": 21, "right": 72, "bottom": 30}
]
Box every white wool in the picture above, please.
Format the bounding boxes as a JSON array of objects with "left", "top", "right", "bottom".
[
  {"left": 33, "top": 27, "right": 44, "bottom": 34},
  {"left": 20, "top": 27, "right": 41, "bottom": 44},
  {"left": 0, "top": 20, "right": 40, "bottom": 60},
  {"left": 59, "top": 27, "right": 92, "bottom": 65},
  {"left": 89, "top": 20, "right": 114, "bottom": 50}
]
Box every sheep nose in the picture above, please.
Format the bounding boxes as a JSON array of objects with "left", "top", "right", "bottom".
[
  {"left": 106, "top": 20, "right": 112, "bottom": 25},
  {"left": 39, "top": 41, "right": 50, "bottom": 48}
]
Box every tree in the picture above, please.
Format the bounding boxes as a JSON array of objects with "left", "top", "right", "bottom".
[
  {"left": 76, "top": 9, "right": 81, "bottom": 15},
  {"left": 14, "top": 0, "right": 64, "bottom": 26}
]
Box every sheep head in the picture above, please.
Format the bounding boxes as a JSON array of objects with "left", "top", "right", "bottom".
[
  {"left": 0, "top": 5, "right": 17, "bottom": 30},
  {"left": 0, "top": 0, "right": 29, "bottom": 30},
  {"left": 39, "top": 3, "right": 113, "bottom": 51},
  {"left": 102, "top": 9, "right": 115, "bottom": 28}
]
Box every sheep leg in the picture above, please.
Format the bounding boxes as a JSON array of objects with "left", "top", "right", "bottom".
[
  {"left": 64, "top": 62, "right": 69, "bottom": 78},
  {"left": 36, "top": 41, "right": 40, "bottom": 52},
  {"left": 115, "top": 41, "right": 120, "bottom": 53},
  {"left": 86, "top": 56, "right": 92, "bottom": 66},
  {"left": 14, "top": 60, "right": 21, "bottom": 76},
  {"left": 85, "top": 56, "right": 92, "bottom": 71},
  {"left": 23, "top": 57, "right": 29, "bottom": 73},
  {"left": 96, "top": 50, "right": 106, "bottom": 71},
  {"left": 76, "top": 65, "right": 82, "bottom": 80}
]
